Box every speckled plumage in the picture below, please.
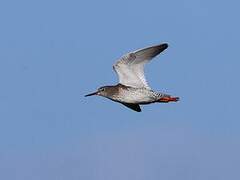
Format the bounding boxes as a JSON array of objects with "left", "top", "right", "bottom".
[{"left": 102, "top": 84, "right": 170, "bottom": 105}]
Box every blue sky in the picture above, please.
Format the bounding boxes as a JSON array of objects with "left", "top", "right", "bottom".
[{"left": 0, "top": 0, "right": 240, "bottom": 179}]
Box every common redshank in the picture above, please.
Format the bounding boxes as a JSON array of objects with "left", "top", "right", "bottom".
[{"left": 85, "top": 43, "right": 179, "bottom": 112}]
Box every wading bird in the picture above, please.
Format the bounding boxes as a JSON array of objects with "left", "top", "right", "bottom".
[{"left": 85, "top": 43, "right": 179, "bottom": 112}]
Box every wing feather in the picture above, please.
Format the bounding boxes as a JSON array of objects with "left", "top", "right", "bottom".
[
  {"left": 121, "top": 103, "right": 141, "bottom": 112},
  {"left": 113, "top": 43, "right": 168, "bottom": 89}
]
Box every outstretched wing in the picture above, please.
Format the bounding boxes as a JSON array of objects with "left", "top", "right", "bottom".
[{"left": 113, "top": 43, "right": 168, "bottom": 89}]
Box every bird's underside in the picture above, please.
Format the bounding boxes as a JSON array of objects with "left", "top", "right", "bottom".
[
  {"left": 119, "top": 96, "right": 179, "bottom": 112},
  {"left": 115, "top": 95, "right": 179, "bottom": 112},
  {"left": 106, "top": 84, "right": 179, "bottom": 112}
]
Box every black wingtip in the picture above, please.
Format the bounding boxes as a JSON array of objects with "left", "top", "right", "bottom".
[
  {"left": 160, "top": 43, "right": 168, "bottom": 50},
  {"left": 152, "top": 43, "right": 168, "bottom": 56}
]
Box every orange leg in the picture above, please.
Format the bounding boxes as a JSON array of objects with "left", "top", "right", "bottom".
[{"left": 158, "top": 96, "right": 179, "bottom": 103}]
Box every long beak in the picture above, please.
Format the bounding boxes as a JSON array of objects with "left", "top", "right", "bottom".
[{"left": 85, "top": 91, "right": 98, "bottom": 97}]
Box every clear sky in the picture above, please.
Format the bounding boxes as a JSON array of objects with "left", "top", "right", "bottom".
[{"left": 0, "top": 0, "right": 240, "bottom": 180}]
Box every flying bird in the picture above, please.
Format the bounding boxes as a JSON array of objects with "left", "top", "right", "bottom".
[{"left": 85, "top": 43, "right": 179, "bottom": 112}]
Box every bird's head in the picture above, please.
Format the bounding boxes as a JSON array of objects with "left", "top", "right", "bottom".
[{"left": 85, "top": 86, "right": 110, "bottom": 97}]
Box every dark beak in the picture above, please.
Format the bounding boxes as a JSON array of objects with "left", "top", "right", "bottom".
[{"left": 85, "top": 91, "right": 98, "bottom": 97}]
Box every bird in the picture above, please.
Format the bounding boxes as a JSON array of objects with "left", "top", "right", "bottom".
[{"left": 85, "top": 43, "right": 179, "bottom": 112}]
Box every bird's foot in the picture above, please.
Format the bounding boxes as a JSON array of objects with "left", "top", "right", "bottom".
[{"left": 158, "top": 96, "right": 180, "bottom": 103}]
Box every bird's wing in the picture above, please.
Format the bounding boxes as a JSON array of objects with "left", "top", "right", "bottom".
[
  {"left": 121, "top": 103, "right": 141, "bottom": 112},
  {"left": 113, "top": 43, "right": 168, "bottom": 89}
]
